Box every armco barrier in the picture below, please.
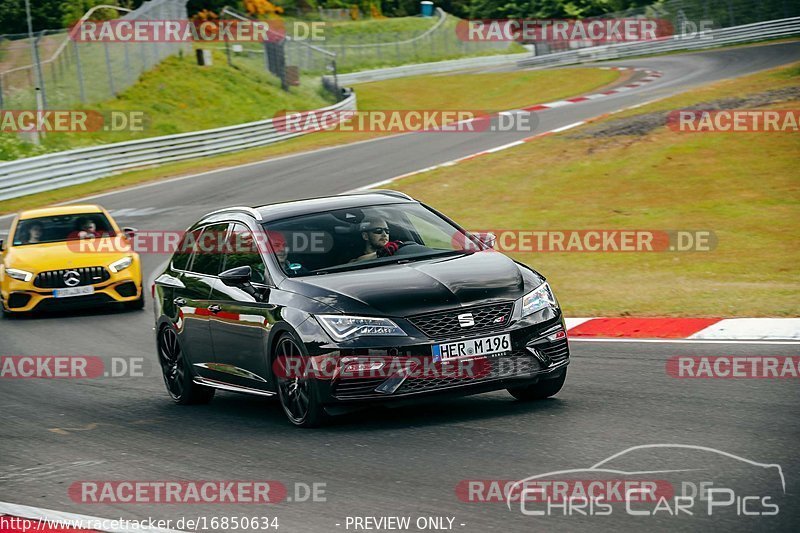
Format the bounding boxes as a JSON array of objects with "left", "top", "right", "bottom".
[
  {"left": 517, "top": 17, "right": 800, "bottom": 69},
  {"left": 325, "top": 53, "right": 531, "bottom": 86},
  {"left": 0, "top": 93, "right": 356, "bottom": 201}
]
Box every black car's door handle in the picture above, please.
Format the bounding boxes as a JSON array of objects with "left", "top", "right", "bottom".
[
  {"left": 173, "top": 297, "right": 186, "bottom": 306},
  {"left": 207, "top": 304, "right": 222, "bottom": 314}
]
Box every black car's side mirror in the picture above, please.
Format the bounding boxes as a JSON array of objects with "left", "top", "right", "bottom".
[
  {"left": 219, "top": 265, "right": 260, "bottom": 300},
  {"left": 0, "top": 239, "right": 4, "bottom": 252},
  {"left": 122, "top": 227, "right": 137, "bottom": 239}
]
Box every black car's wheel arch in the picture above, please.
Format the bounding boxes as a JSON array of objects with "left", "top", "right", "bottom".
[
  {"left": 155, "top": 318, "right": 197, "bottom": 379},
  {"left": 265, "top": 319, "right": 313, "bottom": 384}
]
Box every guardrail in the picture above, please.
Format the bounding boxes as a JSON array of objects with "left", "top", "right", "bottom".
[
  {"left": 325, "top": 52, "right": 530, "bottom": 85},
  {"left": 518, "top": 17, "right": 800, "bottom": 68},
  {"left": 0, "top": 93, "right": 356, "bottom": 201}
]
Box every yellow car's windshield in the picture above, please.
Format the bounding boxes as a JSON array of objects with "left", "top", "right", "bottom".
[{"left": 12, "top": 213, "right": 116, "bottom": 246}]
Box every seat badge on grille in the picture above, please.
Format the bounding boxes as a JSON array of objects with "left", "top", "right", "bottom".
[
  {"left": 63, "top": 270, "right": 81, "bottom": 287},
  {"left": 457, "top": 313, "right": 475, "bottom": 327}
]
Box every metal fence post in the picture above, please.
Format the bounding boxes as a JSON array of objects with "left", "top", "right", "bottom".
[
  {"left": 73, "top": 40, "right": 86, "bottom": 103},
  {"left": 140, "top": 40, "right": 148, "bottom": 71},
  {"left": 395, "top": 33, "right": 400, "bottom": 61},
  {"left": 33, "top": 32, "right": 47, "bottom": 108},
  {"left": 124, "top": 42, "right": 132, "bottom": 85},
  {"left": 103, "top": 41, "right": 116, "bottom": 97}
]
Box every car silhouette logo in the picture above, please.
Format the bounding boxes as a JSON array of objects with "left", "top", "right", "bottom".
[
  {"left": 63, "top": 270, "right": 81, "bottom": 287},
  {"left": 458, "top": 313, "right": 475, "bottom": 327}
]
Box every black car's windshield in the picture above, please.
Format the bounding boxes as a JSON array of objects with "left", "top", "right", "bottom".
[
  {"left": 262, "top": 203, "right": 482, "bottom": 276},
  {"left": 12, "top": 213, "right": 115, "bottom": 246}
]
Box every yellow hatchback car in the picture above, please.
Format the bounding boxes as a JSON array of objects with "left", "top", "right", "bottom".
[{"left": 0, "top": 204, "right": 143, "bottom": 316}]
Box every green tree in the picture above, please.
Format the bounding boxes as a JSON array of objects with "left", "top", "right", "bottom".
[{"left": 0, "top": 0, "right": 64, "bottom": 34}]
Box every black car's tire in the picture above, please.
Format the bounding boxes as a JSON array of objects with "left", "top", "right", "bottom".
[
  {"left": 507, "top": 369, "right": 567, "bottom": 401},
  {"left": 125, "top": 292, "right": 145, "bottom": 311},
  {"left": 157, "top": 325, "right": 215, "bottom": 405},
  {"left": 274, "top": 332, "right": 326, "bottom": 428}
]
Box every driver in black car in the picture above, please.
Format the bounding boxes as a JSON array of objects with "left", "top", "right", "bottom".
[{"left": 350, "top": 217, "right": 405, "bottom": 262}]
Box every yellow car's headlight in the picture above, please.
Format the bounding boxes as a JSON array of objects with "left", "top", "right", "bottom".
[
  {"left": 109, "top": 256, "right": 133, "bottom": 273},
  {"left": 6, "top": 268, "right": 34, "bottom": 282}
]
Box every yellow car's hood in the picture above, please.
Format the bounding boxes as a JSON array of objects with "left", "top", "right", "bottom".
[{"left": 4, "top": 239, "right": 134, "bottom": 273}]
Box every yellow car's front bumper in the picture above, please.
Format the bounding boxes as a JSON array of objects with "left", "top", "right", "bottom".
[{"left": 1, "top": 265, "right": 142, "bottom": 313}]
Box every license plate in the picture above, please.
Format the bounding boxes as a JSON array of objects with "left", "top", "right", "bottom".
[
  {"left": 53, "top": 286, "right": 94, "bottom": 298},
  {"left": 432, "top": 334, "right": 511, "bottom": 362}
]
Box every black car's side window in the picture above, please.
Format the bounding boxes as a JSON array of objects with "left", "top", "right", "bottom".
[
  {"left": 171, "top": 228, "right": 201, "bottom": 271},
  {"left": 188, "top": 223, "right": 229, "bottom": 276},
  {"left": 222, "top": 223, "right": 269, "bottom": 285}
]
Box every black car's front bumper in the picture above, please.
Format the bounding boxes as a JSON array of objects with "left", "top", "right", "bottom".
[{"left": 298, "top": 309, "right": 570, "bottom": 405}]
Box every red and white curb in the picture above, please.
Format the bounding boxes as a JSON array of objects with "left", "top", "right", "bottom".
[
  {"left": 0, "top": 502, "right": 182, "bottom": 533},
  {"left": 565, "top": 317, "right": 800, "bottom": 341},
  {"left": 355, "top": 68, "right": 663, "bottom": 190},
  {"left": 522, "top": 67, "right": 662, "bottom": 111}
]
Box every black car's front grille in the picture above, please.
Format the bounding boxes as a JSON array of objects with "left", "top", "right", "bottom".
[
  {"left": 396, "top": 352, "right": 540, "bottom": 395},
  {"left": 409, "top": 302, "right": 514, "bottom": 339},
  {"left": 34, "top": 267, "right": 110, "bottom": 289}
]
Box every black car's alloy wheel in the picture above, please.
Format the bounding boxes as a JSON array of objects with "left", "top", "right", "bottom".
[
  {"left": 158, "top": 326, "right": 214, "bottom": 405},
  {"left": 274, "top": 334, "right": 326, "bottom": 428}
]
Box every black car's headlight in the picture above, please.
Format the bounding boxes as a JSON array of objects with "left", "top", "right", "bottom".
[
  {"left": 520, "top": 282, "right": 557, "bottom": 318},
  {"left": 316, "top": 315, "right": 406, "bottom": 341}
]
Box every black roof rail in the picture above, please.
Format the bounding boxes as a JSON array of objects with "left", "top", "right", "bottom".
[
  {"left": 202, "top": 206, "right": 263, "bottom": 221},
  {"left": 342, "top": 189, "right": 414, "bottom": 201}
]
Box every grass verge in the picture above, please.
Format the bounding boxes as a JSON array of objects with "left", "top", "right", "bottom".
[
  {"left": 389, "top": 62, "right": 800, "bottom": 317},
  {"left": 0, "top": 67, "right": 620, "bottom": 214},
  {"left": 0, "top": 50, "right": 333, "bottom": 159}
]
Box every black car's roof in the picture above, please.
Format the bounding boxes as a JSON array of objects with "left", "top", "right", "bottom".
[{"left": 253, "top": 191, "right": 416, "bottom": 223}]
